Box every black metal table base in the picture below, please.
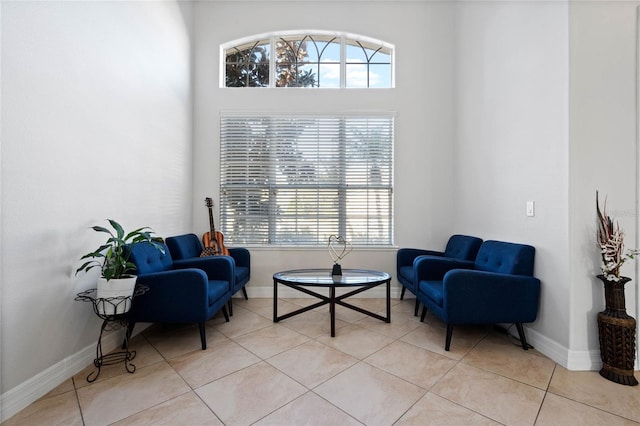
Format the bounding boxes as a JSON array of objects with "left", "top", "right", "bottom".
[{"left": 273, "top": 279, "right": 391, "bottom": 337}]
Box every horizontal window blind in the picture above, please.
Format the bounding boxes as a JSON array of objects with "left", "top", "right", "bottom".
[{"left": 220, "top": 114, "right": 393, "bottom": 246}]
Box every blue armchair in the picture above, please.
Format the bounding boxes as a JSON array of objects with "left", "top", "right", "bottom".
[
  {"left": 165, "top": 233, "right": 250, "bottom": 315},
  {"left": 417, "top": 240, "right": 540, "bottom": 351},
  {"left": 397, "top": 235, "right": 482, "bottom": 315},
  {"left": 126, "top": 241, "right": 233, "bottom": 350}
]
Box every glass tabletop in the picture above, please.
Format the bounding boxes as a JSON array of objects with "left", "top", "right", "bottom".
[{"left": 273, "top": 268, "right": 391, "bottom": 286}]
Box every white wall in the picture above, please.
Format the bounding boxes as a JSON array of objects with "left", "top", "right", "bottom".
[
  {"left": 0, "top": 0, "right": 193, "bottom": 416},
  {"left": 569, "top": 2, "right": 639, "bottom": 368},
  {"left": 2, "top": 0, "right": 639, "bottom": 420},
  {"left": 192, "top": 1, "right": 457, "bottom": 295},
  {"left": 452, "top": 1, "right": 572, "bottom": 362}
]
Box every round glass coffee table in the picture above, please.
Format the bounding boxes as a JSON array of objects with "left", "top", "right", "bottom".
[{"left": 273, "top": 269, "right": 391, "bottom": 337}]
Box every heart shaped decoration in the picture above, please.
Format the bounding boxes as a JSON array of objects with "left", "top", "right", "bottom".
[{"left": 328, "top": 235, "right": 353, "bottom": 264}]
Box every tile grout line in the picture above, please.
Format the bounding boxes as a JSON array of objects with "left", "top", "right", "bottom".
[{"left": 16, "top": 298, "right": 639, "bottom": 425}]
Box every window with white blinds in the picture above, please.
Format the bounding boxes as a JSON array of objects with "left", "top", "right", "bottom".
[{"left": 220, "top": 114, "right": 394, "bottom": 246}]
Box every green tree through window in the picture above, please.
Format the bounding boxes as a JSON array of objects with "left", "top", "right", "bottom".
[{"left": 225, "top": 40, "right": 270, "bottom": 87}]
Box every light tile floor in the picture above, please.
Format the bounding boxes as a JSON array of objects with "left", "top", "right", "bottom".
[{"left": 5, "top": 297, "right": 640, "bottom": 425}]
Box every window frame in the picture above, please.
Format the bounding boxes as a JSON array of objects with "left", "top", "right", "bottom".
[
  {"left": 219, "top": 112, "right": 395, "bottom": 247},
  {"left": 220, "top": 30, "right": 395, "bottom": 89}
]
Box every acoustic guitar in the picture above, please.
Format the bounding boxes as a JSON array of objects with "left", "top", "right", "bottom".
[{"left": 201, "top": 197, "right": 229, "bottom": 256}]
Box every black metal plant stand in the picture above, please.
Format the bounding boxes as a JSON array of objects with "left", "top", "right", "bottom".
[{"left": 75, "top": 286, "right": 148, "bottom": 383}]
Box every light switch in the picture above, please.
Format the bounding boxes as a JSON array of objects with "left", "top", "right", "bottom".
[{"left": 526, "top": 201, "right": 535, "bottom": 217}]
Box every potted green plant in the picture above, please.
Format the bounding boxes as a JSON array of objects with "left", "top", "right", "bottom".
[
  {"left": 595, "top": 191, "right": 638, "bottom": 386},
  {"left": 76, "top": 219, "right": 164, "bottom": 315}
]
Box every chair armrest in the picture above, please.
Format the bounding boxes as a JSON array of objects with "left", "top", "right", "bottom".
[
  {"left": 397, "top": 248, "right": 444, "bottom": 277},
  {"left": 397, "top": 249, "right": 444, "bottom": 266},
  {"left": 172, "top": 256, "right": 235, "bottom": 282},
  {"left": 130, "top": 269, "right": 210, "bottom": 322},
  {"left": 228, "top": 247, "right": 250, "bottom": 270},
  {"left": 415, "top": 256, "right": 474, "bottom": 281},
  {"left": 442, "top": 269, "right": 541, "bottom": 324}
]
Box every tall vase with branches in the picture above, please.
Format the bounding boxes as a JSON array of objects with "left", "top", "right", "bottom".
[
  {"left": 595, "top": 191, "right": 638, "bottom": 386},
  {"left": 596, "top": 192, "right": 639, "bottom": 281}
]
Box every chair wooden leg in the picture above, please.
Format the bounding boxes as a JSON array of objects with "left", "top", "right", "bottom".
[
  {"left": 445, "top": 324, "right": 454, "bottom": 351},
  {"left": 400, "top": 286, "right": 406, "bottom": 300},
  {"left": 242, "top": 287, "right": 248, "bottom": 300},
  {"left": 420, "top": 306, "right": 427, "bottom": 322},
  {"left": 199, "top": 322, "right": 207, "bottom": 350},
  {"left": 222, "top": 305, "right": 230, "bottom": 322},
  {"left": 515, "top": 323, "right": 530, "bottom": 350},
  {"left": 228, "top": 299, "right": 234, "bottom": 316},
  {"left": 414, "top": 298, "right": 420, "bottom": 316}
]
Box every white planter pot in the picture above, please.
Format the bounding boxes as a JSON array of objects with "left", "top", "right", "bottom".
[{"left": 96, "top": 275, "right": 137, "bottom": 316}]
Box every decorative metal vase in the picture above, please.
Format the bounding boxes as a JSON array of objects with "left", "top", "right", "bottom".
[{"left": 596, "top": 275, "right": 638, "bottom": 386}]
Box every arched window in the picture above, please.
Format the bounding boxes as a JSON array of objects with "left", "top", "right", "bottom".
[{"left": 222, "top": 32, "right": 394, "bottom": 88}]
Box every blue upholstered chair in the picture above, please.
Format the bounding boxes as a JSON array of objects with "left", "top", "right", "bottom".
[
  {"left": 417, "top": 240, "right": 541, "bottom": 351},
  {"left": 165, "top": 233, "right": 250, "bottom": 315},
  {"left": 396, "top": 235, "right": 483, "bottom": 315},
  {"left": 126, "top": 241, "right": 233, "bottom": 350}
]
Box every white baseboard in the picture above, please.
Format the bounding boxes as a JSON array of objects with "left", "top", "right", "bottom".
[
  {"left": 523, "top": 325, "right": 638, "bottom": 371},
  {"left": 0, "top": 325, "right": 148, "bottom": 423},
  {"left": 566, "top": 348, "right": 603, "bottom": 371},
  {"left": 524, "top": 326, "right": 574, "bottom": 369}
]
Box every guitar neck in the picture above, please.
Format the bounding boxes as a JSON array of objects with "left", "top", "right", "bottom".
[{"left": 208, "top": 206, "right": 216, "bottom": 236}]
